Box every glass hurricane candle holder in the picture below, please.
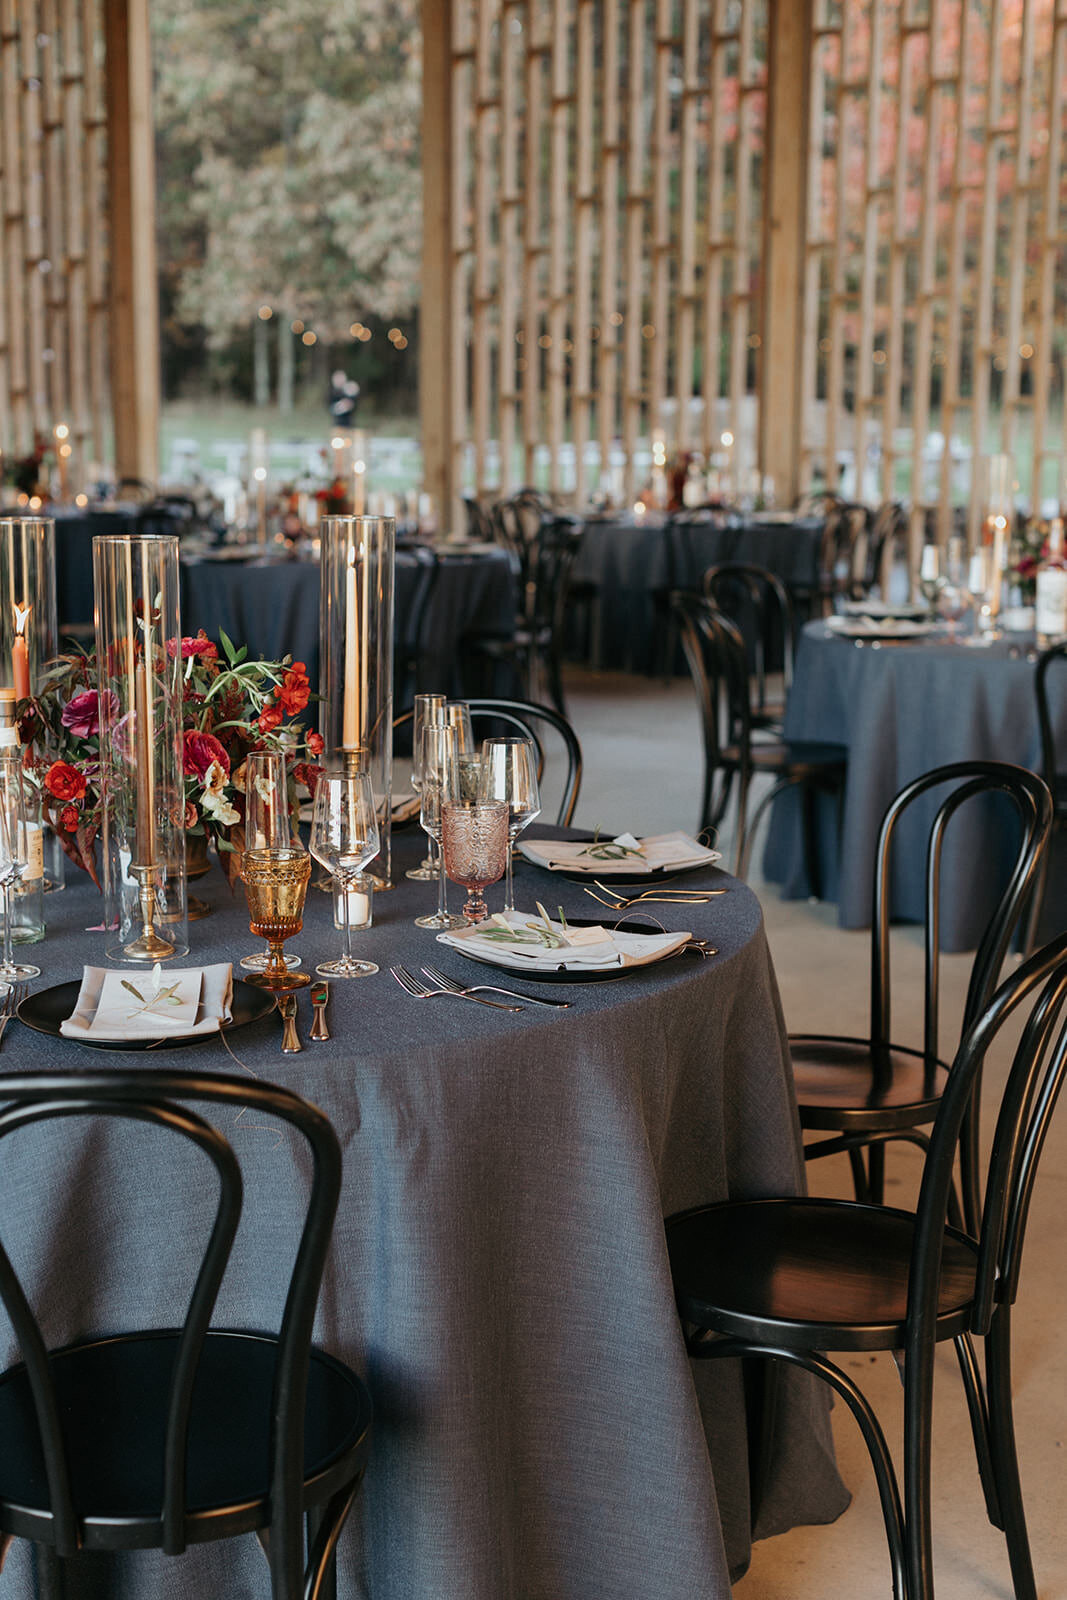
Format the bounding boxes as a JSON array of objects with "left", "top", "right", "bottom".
[
  {"left": 93, "top": 534, "right": 188, "bottom": 961},
  {"left": 319, "top": 515, "right": 395, "bottom": 887},
  {"left": 0, "top": 515, "right": 62, "bottom": 893}
]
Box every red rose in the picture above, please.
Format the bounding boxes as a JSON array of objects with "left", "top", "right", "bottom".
[
  {"left": 307, "top": 730, "right": 324, "bottom": 756},
  {"left": 183, "top": 730, "right": 230, "bottom": 782},
  {"left": 45, "top": 761, "right": 87, "bottom": 803},
  {"left": 60, "top": 804, "right": 80, "bottom": 832},
  {"left": 275, "top": 661, "right": 311, "bottom": 716},
  {"left": 258, "top": 701, "right": 284, "bottom": 734}
]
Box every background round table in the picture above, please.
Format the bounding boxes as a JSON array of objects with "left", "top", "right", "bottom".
[
  {"left": 0, "top": 827, "right": 847, "bottom": 1599},
  {"left": 764, "top": 622, "right": 1067, "bottom": 950}
]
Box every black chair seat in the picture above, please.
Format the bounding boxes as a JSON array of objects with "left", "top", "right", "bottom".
[
  {"left": 790, "top": 1035, "right": 950, "bottom": 1130},
  {"left": 721, "top": 738, "right": 846, "bottom": 777},
  {"left": 667, "top": 1196, "right": 978, "bottom": 1352},
  {"left": 0, "top": 1329, "right": 371, "bottom": 1550}
]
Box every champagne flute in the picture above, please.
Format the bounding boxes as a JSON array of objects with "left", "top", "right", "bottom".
[
  {"left": 406, "top": 693, "right": 447, "bottom": 881},
  {"left": 441, "top": 799, "right": 509, "bottom": 924},
  {"left": 414, "top": 722, "right": 465, "bottom": 929},
  {"left": 479, "top": 736, "right": 541, "bottom": 913},
  {"left": 239, "top": 750, "right": 302, "bottom": 973},
  {"left": 309, "top": 763, "right": 381, "bottom": 977},
  {"left": 0, "top": 760, "right": 40, "bottom": 980},
  {"left": 445, "top": 701, "right": 474, "bottom": 752},
  {"left": 918, "top": 544, "right": 945, "bottom": 612}
]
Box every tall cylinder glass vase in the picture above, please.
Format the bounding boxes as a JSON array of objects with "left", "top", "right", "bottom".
[
  {"left": 93, "top": 534, "right": 188, "bottom": 961},
  {"left": 0, "top": 514, "right": 63, "bottom": 896},
  {"left": 319, "top": 515, "right": 395, "bottom": 887}
]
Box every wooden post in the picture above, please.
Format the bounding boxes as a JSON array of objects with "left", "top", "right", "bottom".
[
  {"left": 103, "top": 0, "right": 158, "bottom": 484},
  {"left": 420, "top": 0, "right": 454, "bottom": 526},
  {"left": 759, "top": 0, "right": 813, "bottom": 507}
]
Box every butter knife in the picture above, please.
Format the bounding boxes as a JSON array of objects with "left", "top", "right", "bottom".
[
  {"left": 279, "top": 992, "right": 301, "bottom": 1053},
  {"left": 310, "top": 981, "right": 330, "bottom": 1041}
]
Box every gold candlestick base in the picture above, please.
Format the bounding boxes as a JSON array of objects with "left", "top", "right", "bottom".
[{"left": 124, "top": 864, "right": 176, "bottom": 961}]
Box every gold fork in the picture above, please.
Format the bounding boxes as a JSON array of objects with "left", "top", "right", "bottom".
[{"left": 583, "top": 880, "right": 726, "bottom": 910}]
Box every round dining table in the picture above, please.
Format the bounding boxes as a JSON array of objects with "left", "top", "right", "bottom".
[
  {"left": 763, "top": 621, "right": 1067, "bottom": 950},
  {"left": 0, "top": 825, "right": 847, "bottom": 1599}
]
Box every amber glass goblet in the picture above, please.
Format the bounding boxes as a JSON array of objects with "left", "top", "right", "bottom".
[{"left": 240, "top": 846, "right": 312, "bottom": 991}]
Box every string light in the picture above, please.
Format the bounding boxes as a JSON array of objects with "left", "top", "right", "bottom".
[
  {"left": 301, "top": 330, "right": 317, "bottom": 346},
  {"left": 258, "top": 305, "right": 273, "bottom": 320}
]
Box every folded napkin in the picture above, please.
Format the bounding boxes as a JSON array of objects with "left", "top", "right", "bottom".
[
  {"left": 825, "top": 615, "right": 934, "bottom": 639},
  {"left": 517, "top": 831, "right": 719, "bottom": 877},
  {"left": 61, "top": 963, "right": 234, "bottom": 1042},
  {"left": 438, "top": 910, "right": 691, "bottom": 972}
]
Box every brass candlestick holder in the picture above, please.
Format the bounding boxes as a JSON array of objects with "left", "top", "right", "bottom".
[{"left": 124, "top": 863, "right": 176, "bottom": 962}]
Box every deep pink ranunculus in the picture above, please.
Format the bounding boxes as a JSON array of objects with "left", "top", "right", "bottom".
[
  {"left": 167, "top": 631, "right": 219, "bottom": 661},
  {"left": 183, "top": 730, "right": 230, "bottom": 782},
  {"left": 61, "top": 688, "right": 117, "bottom": 739}
]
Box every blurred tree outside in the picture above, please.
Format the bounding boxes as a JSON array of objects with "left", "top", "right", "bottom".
[{"left": 152, "top": 0, "right": 421, "bottom": 416}]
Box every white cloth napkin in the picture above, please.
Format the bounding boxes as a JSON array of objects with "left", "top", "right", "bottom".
[
  {"left": 61, "top": 963, "right": 234, "bottom": 1041},
  {"left": 825, "top": 615, "right": 934, "bottom": 639},
  {"left": 517, "top": 831, "right": 719, "bottom": 877},
  {"left": 437, "top": 910, "right": 691, "bottom": 972}
]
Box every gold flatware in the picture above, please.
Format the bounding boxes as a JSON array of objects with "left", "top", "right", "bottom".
[
  {"left": 310, "top": 981, "right": 330, "bottom": 1041},
  {"left": 389, "top": 965, "right": 522, "bottom": 1012},
  {"left": 583, "top": 881, "right": 726, "bottom": 910},
  {"left": 279, "top": 992, "right": 301, "bottom": 1053},
  {"left": 0, "top": 982, "right": 25, "bottom": 1048}
]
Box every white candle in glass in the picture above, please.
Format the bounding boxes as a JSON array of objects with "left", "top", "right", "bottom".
[{"left": 342, "top": 545, "right": 360, "bottom": 747}]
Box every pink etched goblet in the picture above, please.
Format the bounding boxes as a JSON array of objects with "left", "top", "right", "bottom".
[{"left": 441, "top": 800, "right": 509, "bottom": 924}]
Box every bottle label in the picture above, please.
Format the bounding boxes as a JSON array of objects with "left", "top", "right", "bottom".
[
  {"left": 1036, "top": 567, "right": 1067, "bottom": 639},
  {"left": 19, "top": 823, "right": 44, "bottom": 883}
]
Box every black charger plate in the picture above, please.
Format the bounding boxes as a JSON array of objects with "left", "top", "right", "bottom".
[{"left": 16, "top": 980, "right": 276, "bottom": 1052}]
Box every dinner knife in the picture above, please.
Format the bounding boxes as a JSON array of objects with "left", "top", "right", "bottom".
[
  {"left": 310, "top": 981, "right": 330, "bottom": 1041},
  {"left": 279, "top": 993, "right": 301, "bottom": 1053}
]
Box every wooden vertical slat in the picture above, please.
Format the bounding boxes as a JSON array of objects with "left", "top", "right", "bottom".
[
  {"left": 908, "top": 2, "right": 945, "bottom": 568},
  {"left": 571, "top": 0, "right": 594, "bottom": 501},
  {"left": 470, "top": 0, "right": 493, "bottom": 497},
  {"left": 760, "top": 0, "right": 812, "bottom": 506},
  {"left": 702, "top": 0, "right": 727, "bottom": 463},
  {"left": 798, "top": 4, "right": 829, "bottom": 489},
  {"left": 936, "top": 0, "right": 973, "bottom": 535},
  {"left": 675, "top": 0, "right": 699, "bottom": 457},
  {"left": 546, "top": 0, "right": 569, "bottom": 494},
  {"left": 648, "top": 0, "right": 671, "bottom": 448},
  {"left": 521, "top": 0, "right": 543, "bottom": 486},
  {"left": 1000, "top": 0, "right": 1036, "bottom": 480},
  {"left": 450, "top": 0, "right": 471, "bottom": 505},
  {"left": 622, "top": 0, "right": 645, "bottom": 504},
  {"left": 729, "top": 0, "right": 755, "bottom": 475},
  {"left": 851, "top": 0, "right": 883, "bottom": 505},
  {"left": 824, "top": 5, "right": 855, "bottom": 497},
  {"left": 18, "top": 0, "right": 48, "bottom": 436},
  {"left": 2, "top": 0, "right": 31, "bottom": 451},
  {"left": 497, "top": 0, "right": 520, "bottom": 497},
  {"left": 419, "top": 0, "right": 455, "bottom": 522},
  {"left": 880, "top": 0, "right": 912, "bottom": 505},
  {"left": 971, "top": 0, "right": 1007, "bottom": 539},
  {"left": 83, "top": 0, "right": 107, "bottom": 462},
  {"left": 41, "top": 0, "right": 70, "bottom": 441},
  {"left": 1031, "top": 3, "right": 1066, "bottom": 507},
  {"left": 598, "top": 0, "right": 620, "bottom": 492}
]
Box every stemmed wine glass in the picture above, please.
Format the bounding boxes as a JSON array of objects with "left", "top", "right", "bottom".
[
  {"left": 936, "top": 535, "right": 970, "bottom": 638},
  {"left": 441, "top": 799, "right": 509, "bottom": 923},
  {"left": 239, "top": 750, "right": 302, "bottom": 973},
  {"left": 414, "top": 722, "right": 465, "bottom": 930},
  {"left": 406, "top": 693, "right": 446, "bottom": 881},
  {"left": 918, "top": 544, "right": 945, "bottom": 612},
  {"left": 309, "top": 762, "right": 381, "bottom": 978},
  {"left": 0, "top": 759, "right": 40, "bottom": 980},
  {"left": 479, "top": 737, "right": 541, "bottom": 913}
]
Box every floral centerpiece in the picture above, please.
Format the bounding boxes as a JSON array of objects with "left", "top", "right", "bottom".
[
  {"left": 19, "top": 629, "right": 322, "bottom": 889},
  {"left": 1005, "top": 518, "right": 1048, "bottom": 604}
]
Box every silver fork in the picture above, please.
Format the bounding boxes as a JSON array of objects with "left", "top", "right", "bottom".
[
  {"left": 389, "top": 965, "right": 522, "bottom": 1012},
  {"left": 420, "top": 963, "right": 571, "bottom": 1010},
  {"left": 0, "top": 981, "right": 25, "bottom": 1047}
]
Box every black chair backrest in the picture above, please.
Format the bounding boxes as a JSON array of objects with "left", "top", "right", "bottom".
[
  {"left": 906, "top": 930, "right": 1067, "bottom": 1376},
  {"left": 860, "top": 501, "right": 908, "bottom": 594},
  {"left": 703, "top": 561, "right": 796, "bottom": 704},
  {"left": 462, "top": 496, "right": 495, "bottom": 544},
  {"left": 465, "top": 697, "right": 582, "bottom": 826},
  {"left": 0, "top": 1071, "right": 342, "bottom": 1582},
  {"left": 1033, "top": 641, "right": 1067, "bottom": 799},
  {"left": 672, "top": 591, "right": 758, "bottom": 767},
  {"left": 493, "top": 495, "right": 583, "bottom": 637}
]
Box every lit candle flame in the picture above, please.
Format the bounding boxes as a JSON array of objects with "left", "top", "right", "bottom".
[{"left": 13, "top": 603, "right": 30, "bottom": 639}]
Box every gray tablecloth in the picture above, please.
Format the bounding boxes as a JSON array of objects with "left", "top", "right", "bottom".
[
  {"left": 0, "top": 827, "right": 846, "bottom": 1599},
  {"left": 764, "top": 624, "right": 1067, "bottom": 950},
  {"left": 571, "top": 515, "right": 823, "bottom": 672},
  {"left": 180, "top": 547, "right": 516, "bottom": 698}
]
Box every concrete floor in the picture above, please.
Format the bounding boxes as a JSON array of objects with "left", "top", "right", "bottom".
[{"left": 559, "top": 666, "right": 1067, "bottom": 1600}]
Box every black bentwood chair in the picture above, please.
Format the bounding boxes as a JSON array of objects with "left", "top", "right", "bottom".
[
  {"left": 672, "top": 591, "right": 846, "bottom": 886},
  {"left": 0, "top": 1071, "right": 372, "bottom": 1599},
  {"left": 702, "top": 561, "right": 796, "bottom": 733},
  {"left": 790, "top": 762, "right": 1052, "bottom": 1232},
  {"left": 667, "top": 929, "right": 1067, "bottom": 1600},
  {"left": 1022, "top": 641, "right": 1067, "bottom": 954}
]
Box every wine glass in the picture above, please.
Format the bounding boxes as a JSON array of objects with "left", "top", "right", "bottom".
[
  {"left": 445, "top": 701, "right": 474, "bottom": 752},
  {"left": 441, "top": 799, "right": 509, "bottom": 924},
  {"left": 406, "top": 693, "right": 447, "bottom": 881},
  {"left": 0, "top": 760, "right": 41, "bottom": 980},
  {"left": 309, "top": 763, "right": 381, "bottom": 978},
  {"left": 918, "top": 544, "right": 945, "bottom": 612},
  {"left": 936, "top": 536, "right": 970, "bottom": 638},
  {"left": 479, "top": 736, "right": 541, "bottom": 913},
  {"left": 239, "top": 846, "right": 311, "bottom": 991},
  {"left": 414, "top": 722, "right": 465, "bottom": 930},
  {"left": 239, "top": 750, "right": 302, "bottom": 973}
]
